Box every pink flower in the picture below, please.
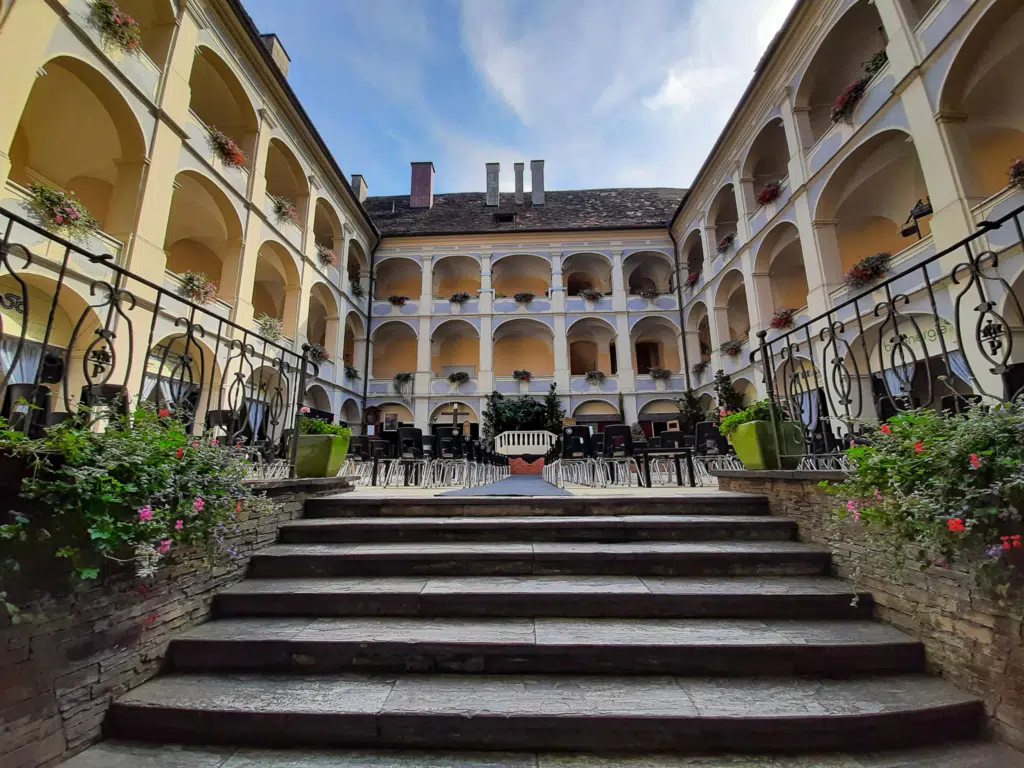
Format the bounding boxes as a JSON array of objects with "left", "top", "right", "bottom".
[
  {"left": 55, "top": 214, "right": 64, "bottom": 224},
  {"left": 191, "top": 440, "right": 200, "bottom": 449},
  {"left": 970, "top": 454, "right": 982, "bottom": 469},
  {"left": 874, "top": 488, "right": 883, "bottom": 501},
  {"left": 301, "top": 406, "right": 311, "bottom": 414},
  {"left": 914, "top": 442, "right": 925, "bottom": 454},
  {"left": 175, "top": 520, "right": 184, "bottom": 531},
  {"left": 138, "top": 506, "right": 153, "bottom": 523},
  {"left": 881, "top": 424, "right": 892, "bottom": 436},
  {"left": 157, "top": 540, "right": 172, "bottom": 555},
  {"left": 853, "top": 511, "right": 861, "bottom": 522},
  {"left": 193, "top": 497, "right": 205, "bottom": 512},
  {"left": 210, "top": 439, "right": 219, "bottom": 447},
  {"left": 846, "top": 500, "right": 857, "bottom": 513}
]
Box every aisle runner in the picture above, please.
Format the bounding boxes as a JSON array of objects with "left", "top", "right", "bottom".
[{"left": 440, "top": 475, "right": 570, "bottom": 497}]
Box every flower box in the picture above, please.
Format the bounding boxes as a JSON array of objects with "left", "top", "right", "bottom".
[
  {"left": 584, "top": 370, "right": 606, "bottom": 385},
  {"left": 1009, "top": 158, "right": 1024, "bottom": 190},
  {"left": 844, "top": 252, "right": 891, "bottom": 290},
  {"left": 447, "top": 371, "right": 470, "bottom": 386},
  {"left": 636, "top": 288, "right": 659, "bottom": 301},
  {"left": 89, "top": 0, "right": 141, "bottom": 55},
  {"left": 449, "top": 292, "right": 471, "bottom": 304},
  {"left": 307, "top": 344, "right": 331, "bottom": 364},
  {"left": 580, "top": 288, "right": 603, "bottom": 303},
  {"left": 269, "top": 195, "right": 301, "bottom": 228},
  {"left": 316, "top": 246, "right": 337, "bottom": 268},
  {"left": 684, "top": 272, "right": 700, "bottom": 289},
  {"left": 254, "top": 313, "right": 284, "bottom": 341},
  {"left": 178, "top": 270, "right": 218, "bottom": 305},
  {"left": 388, "top": 296, "right": 408, "bottom": 306},
  {"left": 769, "top": 308, "right": 797, "bottom": 331},
  {"left": 207, "top": 127, "right": 246, "bottom": 168},
  {"left": 720, "top": 339, "right": 744, "bottom": 357},
  {"left": 757, "top": 181, "right": 781, "bottom": 207},
  {"left": 691, "top": 360, "right": 710, "bottom": 377},
  {"left": 344, "top": 364, "right": 360, "bottom": 380},
  {"left": 512, "top": 370, "right": 533, "bottom": 382},
  {"left": 716, "top": 232, "right": 736, "bottom": 254},
  {"left": 27, "top": 184, "right": 98, "bottom": 240},
  {"left": 830, "top": 77, "right": 870, "bottom": 125},
  {"left": 649, "top": 368, "right": 672, "bottom": 380},
  {"left": 513, "top": 291, "right": 535, "bottom": 305}
]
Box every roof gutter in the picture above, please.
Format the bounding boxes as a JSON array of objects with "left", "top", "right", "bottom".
[
  {"left": 375, "top": 222, "right": 670, "bottom": 239},
  {"left": 667, "top": 0, "right": 807, "bottom": 233}
]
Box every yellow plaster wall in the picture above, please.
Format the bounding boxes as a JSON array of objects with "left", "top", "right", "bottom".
[{"left": 494, "top": 337, "right": 553, "bottom": 376}]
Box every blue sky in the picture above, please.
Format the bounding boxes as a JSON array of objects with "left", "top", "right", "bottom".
[{"left": 242, "top": 0, "right": 797, "bottom": 197}]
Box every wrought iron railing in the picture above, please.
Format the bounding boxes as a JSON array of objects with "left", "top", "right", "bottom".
[
  {"left": 0, "top": 207, "right": 315, "bottom": 477},
  {"left": 753, "top": 200, "right": 1024, "bottom": 470}
]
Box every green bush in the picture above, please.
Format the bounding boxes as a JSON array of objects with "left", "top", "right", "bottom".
[
  {"left": 718, "top": 399, "right": 780, "bottom": 437},
  {"left": 298, "top": 416, "right": 352, "bottom": 437}
]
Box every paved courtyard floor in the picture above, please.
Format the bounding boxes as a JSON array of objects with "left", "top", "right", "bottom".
[{"left": 346, "top": 474, "right": 719, "bottom": 499}]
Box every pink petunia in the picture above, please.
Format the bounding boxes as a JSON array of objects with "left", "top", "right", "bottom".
[
  {"left": 138, "top": 506, "right": 153, "bottom": 523},
  {"left": 175, "top": 520, "right": 184, "bottom": 531},
  {"left": 846, "top": 500, "right": 857, "bottom": 513},
  {"left": 157, "top": 540, "right": 172, "bottom": 555},
  {"left": 193, "top": 497, "right": 205, "bottom": 512},
  {"left": 853, "top": 511, "right": 861, "bottom": 522}
]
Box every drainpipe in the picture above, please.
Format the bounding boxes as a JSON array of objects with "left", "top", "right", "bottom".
[
  {"left": 359, "top": 239, "right": 378, "bottom": 428},
  {"left": 668, "top": 227, "right": 691, "bottom": 390}
]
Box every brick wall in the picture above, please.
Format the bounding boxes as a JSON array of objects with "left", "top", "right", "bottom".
[
  {"left": 509, "top": 457, "right": 544, "bottom": 475},
  {"left": 0, "top": 477, "right": 350, "bottom": 768},
  {"left": 719, "top": 472, "right": 1024, "bottom": 749}
]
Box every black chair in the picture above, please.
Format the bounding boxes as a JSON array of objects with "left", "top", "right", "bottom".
[
  {"left": 2, "top": 383, "right": 51, "bottom": 438},
  {"left": 553, "top": 426, "right": 599, "bottom": 486},
  {"left": 384, "top": 427, "right": 427, "bottom": 486},
  {"left": 599, "top": 424, "right": 644, "bottom": 487}
]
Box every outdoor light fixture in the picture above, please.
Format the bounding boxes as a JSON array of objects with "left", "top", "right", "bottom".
[{"left": 901, "top": 198, "right": 933, "bottom": 240}]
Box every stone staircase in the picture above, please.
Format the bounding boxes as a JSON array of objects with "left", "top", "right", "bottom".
[{"left": 103, "top": 491, "right": 985, "bottom": 755}]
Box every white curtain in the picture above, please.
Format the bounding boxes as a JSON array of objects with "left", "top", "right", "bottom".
[
  {"left": 0, "top": 337, "right": 44, "bottom": 385},
  {"left": 797, "top": 389, "right": 820, "bottom": 429},
  {"left": 946, "top": 350, "right": 974, "bottom": 385},
  {"left": 882, "top": 365, "right": 914, "bottom": 400},
  {"left": 247, "top": 400, "right": 266, "bottom": 436}
]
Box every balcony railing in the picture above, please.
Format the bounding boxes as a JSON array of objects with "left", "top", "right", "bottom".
[{"left": 495, "top": 430, "right": 556, "bottom": 457}]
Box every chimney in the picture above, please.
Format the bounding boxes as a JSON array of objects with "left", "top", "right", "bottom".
[
  {"left": 514, "top": 163, "right": 524, "bottom": 204},
  {"left": 351, "top": 174, "right": 368, "bottom": 203},
  {"left": 260, "top": 34, "right": 291, "bottom": 78},
  {"left": 531, "top": 160, "right": 545, "bottom": 206},
  {"left": 409, "top": 162, "right": 434, "bottom": 209},
  {"left": 486, "top": 162, "right": 499, "bottom": 207}
]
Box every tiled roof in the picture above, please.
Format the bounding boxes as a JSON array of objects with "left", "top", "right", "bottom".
[{"left": 364, "top": 187, "right": 687, "bottom": 236}]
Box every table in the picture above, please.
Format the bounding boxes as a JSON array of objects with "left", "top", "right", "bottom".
[{"left": 637, "top": 447, "right": 697, "bottom": 488}]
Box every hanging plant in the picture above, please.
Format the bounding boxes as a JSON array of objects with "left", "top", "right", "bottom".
[
  {"left": 684, "top": 272, "right": 700, "bottom": 289},
  {"left": 691, "top": 360, "right": 711, "bottom": 377},
  {"left": 863, "top": 50, "right": 889, "bottom": 78},
  {"left": 716, "top": 232, "right": 736, "bottom": 254},
  {"left": 388, "top": 295, "right": 409, "bottom": 306},
  {"left": 769, "top": 308, "right": 798, "bottom": 331},
  {"left": 307, "top": 344, "right": 331, "bottom": 364},
  {"left": 585, "top": 370, "right": 606, "bottom": 384},
  {"left": 89, "top": 0, "right": 142, "bottom": 55},
  {"left": 344, "top": 364, "right": 360, "bottom": 380},
  {"left": 254, "top": 313, "right": 284, "bottom": 341},
  {"left": 349, "top": 279, "right": 365, "bottom": 298},
  {"left": 513, "top": 291, "right": 535, "bottom": 305},
  {"left": 636, "top": 288, "right": 659, "bottom": 301},
  {"left": 720, "top": 339, "right": 744, "bottom": 357},
  {"left": 449, "top": 292, "right": 471, "bottom": 304},
  {"left": 27, "top": 184, "right": 98, "bottom": 240},
  {"left": 269, "top": 195, "right": 301, "bottom": 227},
  {"left": 207, "top": 127, "right": 246, "bottom": 168},
  {"left": 1008, "top": 158, "right": 1024, "bottom": 189},
  {"left": 178, "top": 270, "right": 219, "bottom": 305},
  {"left": 649, "top": 368, "right": 672, "bottom": 380},
  {"left": 830, "top": 77, "right": 870, "bottom": 125},
  {"left": 756, "top": 181, "right": 782, "bottom": 207},
  {"left": 844, "top": 252, "right": 891, "bottom": 290},
  {"left": 316, "top": 245, "right": 337, "bottom": 269},
  {"left": 393, "top": 372, "right": 414, "bottom": 389},
  {"left": 513, "top": 370, "right": 533, "bottom": 382},
  {"left": 580, "top": 288, "right": 603, "bottom": 303},
  {"left": 448, "top": 371, "right": 470, "bottom": 385}
]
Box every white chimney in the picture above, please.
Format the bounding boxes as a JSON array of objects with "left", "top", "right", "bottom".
[
  {"left": 351, "top": 174, "right": 368, "bottom": 203},
  {"left": 531, "top": 160, "right": 545, "bottom": 206},
  {"left": 486, "top": 162, "right": 499, "bottom": 207},
  {"left": 514, "top": 163, "right": 524, "bottom": 204},
  {"left": 260, "top": 34, "right": 291, "bottom": 78}
]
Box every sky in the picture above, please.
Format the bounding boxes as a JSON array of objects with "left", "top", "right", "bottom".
[{"left": 242, "top": 0, "right": 798, "bottom": 197}]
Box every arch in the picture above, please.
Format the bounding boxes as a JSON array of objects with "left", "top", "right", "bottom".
[
  {"left": 708, "top": 184, "right": 739, "bottom": 249},
  {"left": 430, "top": 400, "right": 480, "bottom": 423},
  {"left": 732, "top": 377, "right": 759, "bottom": 406},
  {"left": 307, "top": 281, "right": 340, "bottom": 358},
  {"left": 432, "top": 254, "right": 481, "bottom": 296},
  {"left": 686, "top": 302, "right": 714, "bottom": 381},
  {"left": 938, "top": 0, "right": 1024, "bottom": 202},
  {"left": 313, "top": 198, "right": 343, "bottom": 256},
  {"left": 815, "top": 128, "right": 931, "bottom": 276},
  {"left": 742, "top": 117, "right": 790, "bottom": 209},
  {"left": 562, "top": 252, "right": 612, "bottom": 295},
  {"left": 265, "top": 138, "right": 309, "bottom": 227},
  {"left": 631, "top": 315, "right": 681, "bottom": 374},
  {"left": 794, "top": 0, "right": 887, "bottom": 146},
  {"left": 639, "top": 399, "right": 682, "bottom": 418},
  {"left": 340, "top": 397, "right": 361, "bottom": 430},
  {"left": 492, "top": 253, "right": 552, "bottom": 297},
  {"left": 698, "top": 393, "right": 716, "bottom": 413},
  {"left": 680, "top": 229, "right": 705, "bottom": 280},
  {"left": 188, "top": 46, "right": 259, "bottom": 159},
  {"left": 115, "top": 0, "right": 176, "bottom": 66},
  {"left": 753, "top": 221, "right": 809, "bottom": 317},
  {"left": 347, "top": 239, "right": 369, "bottom": 284},
  {"left": 375, "top": 256, "right": 422, "bottom": 300},
  {"left": 371, "top": 320, "right": 417, "bottom": 379},
  {"left": 251, "top": 240, "right": 301, "bottom": 339},
  {"left": 342, "top": 311, "right": 365, "bottom": 368},
  {"left": 430, "top": 319, "right": 480, "bottom": 377},
  {"left": 567, "top": 317, "right": 617, "bottom": 376},
  {"left": 163, "top": 170, "right": 243, "bottom": 300},
  {"left": 572, "top": 399, "right": 619, "bottom": 417},
  {"left": 493, "top": 317, "right": 554, "bottom": 377},
  {"left": 715, "top": 270, "right": 751, "bottom": 343},
  {"left": 375, "top": 401, "right": 414, "bottom": 425},
  {"left": 144, "top": 331, "right": 224, "bottom": 426},
  {"left": 303, "top": 383, "right": 332, "bottom": 413},
  {"left": 9, "top": 55, "right": 147, "bottom": 236},
  {"left": 243, "top": 363, "right": 297, "bottom": 444},
  {"left": 623, "top": 251, "right": 675, "bottom": 295}
]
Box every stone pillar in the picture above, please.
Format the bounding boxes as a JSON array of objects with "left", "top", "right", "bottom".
[
  {"left": 731, "top": 166, "right": 752, "bottom": 242},
  {"left": 553, "top": 314, "right": 569, "bottom": 390},
  {"left": 615, "top": 314, "right": 635, "bottom": 393},
  {"left": 420, "top": 255, "right": 433, "bottom": 308},
  {"left": 778, "top": 89, "right": 808, "bottom": 188},
  {"left": 702, "top": 225, "right": 717, "bottom": 274},
  {"left": 231, "top": 117, "right": 274, "bottom": 330},
  {"left": 611, "top": 250, "right": 626, "bottom": 313},
  {"left": 416, "top": 317, "right": 431, "bottom": 396},
  {"left": 480, "top": 254, "right": 492, "bottom": 314},
  {"left": 550, "top": 252, "right": 565, "bottom": 313},
  {"left": 479, "top": 315, "right": 493, "bottom": 392},
  {"left": 873, "top": 0, "right": 921, "bottom": 74}
]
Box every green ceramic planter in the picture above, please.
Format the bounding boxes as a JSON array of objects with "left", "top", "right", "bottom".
[
  {"left": 730, "top": 420, "right": 805, "bottom": 471},
  {"left": 295, "top": 434, "right": 350, "bottom": 478}
]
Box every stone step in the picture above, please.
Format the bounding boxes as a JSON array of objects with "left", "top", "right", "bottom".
[
  {"left": 216, "top": 575, "right": 872, "bottom": 619},
  {"left": 304, "top": 493, "right": 769, "bottom": 519},
  {"left": 59, "top": 740, "right": 1024, "bottom": 768},
  {"left": 279, "top": 515, "right": 798, "bottom": 544},
  {"left": 246, "top": 541, "right": 831, "bottom": 578},
  {"left": 105, "top": 672, "right": 983, "bottom": 752},
  {"left": 169, "top": 617, "right": 924, "bottom": 676}
]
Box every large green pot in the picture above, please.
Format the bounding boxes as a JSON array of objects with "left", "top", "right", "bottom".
[
  {"left": 295, "top": 434, "right": 350, "bottom": 478},
  {"left": 730, "top": 420, "right": 805, "bottom": 471}
]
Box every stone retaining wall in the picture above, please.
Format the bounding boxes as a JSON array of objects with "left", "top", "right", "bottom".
[
  {"left": 0, "top": 477, "right": 351, "bottom": 768},
  {"left": 718, "top": 471, "right": 1024, "bottom": 749}
]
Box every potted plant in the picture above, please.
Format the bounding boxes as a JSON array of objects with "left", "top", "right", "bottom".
[
  {"left": 637, "top": 288, "right": 659, "bottom": 301},
  {"left": 269, "top": 195, "right": 301, "bottom": 227},
  {"left": 207, "top": 127, "right": 246, "bottom": 168},
  {"left": 316, "top": 246, "right": 337, "bottom": 269},
  {"left": 513, "top": 369, "right": 532, "bottom": 392},
  {"left": 450, "top": 292, "right": 471, "bottom": 304},
  {"left": 344, "top": 364, "right": 360, "bottom": 380},
  {"left": 448, "top": 371, "right": 471, "bottom": 390},
  {"left": 513, "top": 291, "right": 535, "bottom": 305},
  {"left": 716, "top": 232, "right": 736, "bottom": 254},
  {"left": 713, "top": 369, "right": 746, "bottom": 419},
  {"left": 254, "top": 313, "right": 284, "bottom": 342},
  {"left": 844, "top": 252, "right": 891, "bottom": 290},
  {"left": 349, "top": 279, "right": 366, "bottom": 298},
  {"left": 388, "top": 295, "right": 408, "bottom": 306},
  {"left": 691, "top": 359, "right": 711, "bottom": 378},
  {"left": 585, "top": 370, "right": 606, "bottom": 385},
  {"left": 684, "top": 272, "right": 700, "bottom": 289},
  {"left": 830, "top": 77, "right": 870, "bottom": 125},
  {"left": 757, "top": 181, "right": 781, "bottom": 207},
  {"left": 769, "top": 308, "right": 797, "bottom": 331},
  {"left": 863, "top": 49, "right": 888, "bottom": 77},
  {"left": 649, "top": 368, "right": 672, "bottom": 380},
  {"left": 177, "top": 270, "right": 218, "bottom": 305},
  {"left": 719, "top": 399, "right": 804, "bottom": 471},
  {"left": 88, "top": 0, "right": 141, "bottom": 55},
  {"left": 27, "top": 184, "right": 98, "bottom": 241},
  {"left": 393, "top": 372, "right": 413, "bottom": 392},
  {"left": 294, "top": 415, "right": 351, "bottom": 478},
  {"left": 307, "top": 344, "right": 331, "bottom": 364},
  {"left": 1008, "top": 158, "right": 1024, "bottom": 189},
  {"left": 580, "top": 288, "right": 603, "bottom": 303},
  {"left": 720, "top": 339, "right": 744, "bottom": 357}
]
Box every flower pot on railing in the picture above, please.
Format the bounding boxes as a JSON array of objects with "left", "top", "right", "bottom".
[
  {"left": 730, "top": 420, "right": 804, "bottom": 471},
  {"left": 295, "top": 434, "right": 351, "bottom": 478},
  {"left": 513, "top": 369, "right": 532, "bottom": 393}
]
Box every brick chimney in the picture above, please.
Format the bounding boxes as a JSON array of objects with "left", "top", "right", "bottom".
[
  {"left": 531, "top": 160, "right": 545, "bottom": 206},
  {"left": 410, "top": 162, "right": 434, "bottom": 209},
  {"left": 486, "top": 163, "right": 499, "bottom": 207},
  {"left": 260, "top": 34, "right": 291, "bottom": 78},
  {"left": 514, "top": 163, "right": 524, "bottom": 205},
  {"left": 351, "top": 174, "right": 368, "bottom": 203}
]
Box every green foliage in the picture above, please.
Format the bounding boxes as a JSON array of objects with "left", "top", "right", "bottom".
[
  {"left": 448, "top": 371, "right": 471, "bottom": 385},
  {"left": 675, "top": 389, "right": 704, "bottom": 434},
  {"left": 712, "top": 369, "right": 745, "bottom": 417},
  {"left": 718, "top": 399, "right": 780, "bottom": 437},
  {"left": 829, "top": 403, "right": 1024, "bottom": 595},
  {"left": 298, "top": 416, "right": 351, "bottom": 437},
  {"left": 542, "top": 383, "right": 566, "bottom": 435},
  {"left": 481, "top": 391, "right": 551, "bottom": 448}
]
